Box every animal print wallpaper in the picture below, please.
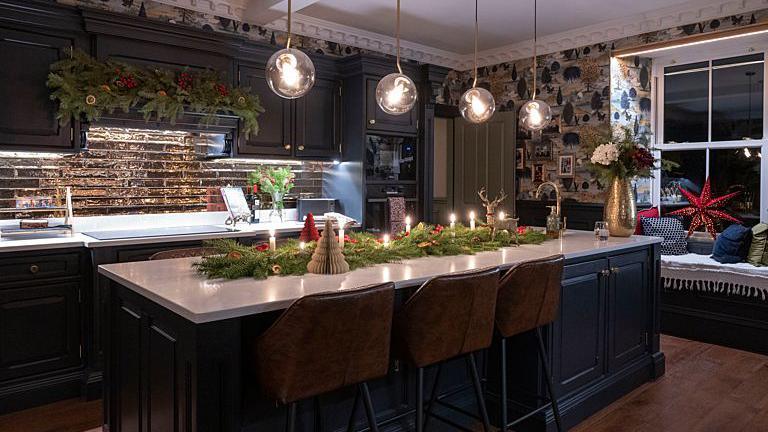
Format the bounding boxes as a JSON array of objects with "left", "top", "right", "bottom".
[{"left": 441, "top": 9, "right": 768, "bottom": 204}]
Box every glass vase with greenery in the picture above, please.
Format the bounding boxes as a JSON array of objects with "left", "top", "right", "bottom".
[{"left": 249, "top": 167, "right": 295, "bottom": 222}]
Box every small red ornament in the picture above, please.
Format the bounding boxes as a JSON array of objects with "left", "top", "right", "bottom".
[
  {"left": 253, "top": 243, "right": 269, "bottom": 252},
  {"left": 215, "top": 83, "right": 229, "bottom": 97},
  {"left": 516, "top": 225, "right": 528, "bottom": 235},
  {"left": 177, "top": 72, "right": 193, "bottom": 91},
  {"left": 668, "top": 177, "right": 741, "bottom": 239},
  {"left": 299, "top": 213, "right": 320, "bottom": 242}
]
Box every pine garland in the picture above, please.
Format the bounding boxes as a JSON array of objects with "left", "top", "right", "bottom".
[
  {"left": 47, "top": 49, "right": 264, "bottom": 136},
  {"left": 195, "top": 223, "right": 548, "bottom": 280}
]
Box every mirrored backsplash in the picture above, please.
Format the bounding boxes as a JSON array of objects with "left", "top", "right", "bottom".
[{"left": 0, "top": 127, "right": 326, "bottom": 219}]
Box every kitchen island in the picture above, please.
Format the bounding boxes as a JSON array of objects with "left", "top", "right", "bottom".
[{"left": 99, "top": 231, "right": 664, "bottom": 431}]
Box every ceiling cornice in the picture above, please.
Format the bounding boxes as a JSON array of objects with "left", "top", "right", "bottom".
[{"left": 151, "top": 0, "right": 768, "bottom": 70}]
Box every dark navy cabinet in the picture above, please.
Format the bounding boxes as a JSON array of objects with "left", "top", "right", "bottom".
[
  {"left": 295, "top": 77, "right": 342, "bottom": 159},
  {"left": 236, "top": 65, "right": 293, "bottom": 157},
  {"left": 608, "top": 251, "right": 649, "bottom": 372},
  {"left": 365, "top": 77, "right": 418, "bottom": 134}
]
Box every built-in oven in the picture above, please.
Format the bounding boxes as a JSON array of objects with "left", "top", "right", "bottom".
[{"left": 365, "top": 134, "right": 417, "bottom": 182}]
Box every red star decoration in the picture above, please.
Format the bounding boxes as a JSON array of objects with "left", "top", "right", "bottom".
[{"left": 668, "top": 177, "right": 741, "bottom": 239}]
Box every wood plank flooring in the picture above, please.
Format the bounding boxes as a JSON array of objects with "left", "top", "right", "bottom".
[{"left": 0, "top": 335, "right": 766, "bottom": 432}]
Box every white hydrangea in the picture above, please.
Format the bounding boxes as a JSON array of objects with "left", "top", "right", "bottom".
[{"left": 590, "top": 142, "right": 620, "bottom": 166}]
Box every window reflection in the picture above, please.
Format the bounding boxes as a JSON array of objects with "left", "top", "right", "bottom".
[
  {"left": 712, "top": 56, "right": 764, "bottom": 141},
  {"left": 664, "top": 63, "right": 709, "bottom": 144},
  {"left": 710, "top": 148, "right": 761, "bottom": 227},
  {"left": 660, "top": 151, "right": 706, "bottom": 231}
]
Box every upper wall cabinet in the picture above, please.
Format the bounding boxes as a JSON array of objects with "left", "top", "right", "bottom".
[
  {"left": 365, "top": 76, "right": 418, "bottom": 134},
  {"left": 0, "top": 27, "right": 79, "bottom": 151},
  {"left": 237, "top": 65, "right": 293, "bottom": 157},
  {"left": 295, "top": 77, "right": 342, "bottom": 159}
]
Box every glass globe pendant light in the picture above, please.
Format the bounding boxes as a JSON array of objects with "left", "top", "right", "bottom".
[
  {"left": 375, "top": 0, "right": 418, "bottom": 115},
  {"left": 520, "top": 0, "right": 552, "bottom": 131},
  {"left": 266, "top": 0, "right": 315, "bottom": 99},
  {"left": 459, "top": 0, "right": 495, "bottom": 124}
]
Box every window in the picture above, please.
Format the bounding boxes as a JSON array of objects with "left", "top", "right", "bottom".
[{"left": 655, "top": 51, "right": 767, "bottom": 228}]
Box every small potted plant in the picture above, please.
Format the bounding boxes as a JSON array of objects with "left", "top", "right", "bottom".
[{"left": 249, "top": 167, "right": 295, "bottom": 222}]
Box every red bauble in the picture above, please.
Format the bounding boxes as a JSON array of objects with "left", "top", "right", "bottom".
[
  {"left": 668, "top": 177, "right": 741, "bottom": 239},
  {"left": 299, "top": 213, "right": 320, "bottom": 242}
]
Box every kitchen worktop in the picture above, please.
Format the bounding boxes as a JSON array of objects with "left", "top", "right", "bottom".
[{"left": 99, "top": 231, "right": 662, "bottom": 323}]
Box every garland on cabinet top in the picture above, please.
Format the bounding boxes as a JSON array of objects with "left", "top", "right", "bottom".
[
  {"left": 47, "top": 50, "right": 264, "bottom": 136},
  {"left": 195, "top": 223, "right": 547, "bottom": 280}
]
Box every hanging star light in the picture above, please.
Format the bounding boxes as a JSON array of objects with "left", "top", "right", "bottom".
[{"left": 668, "top": 177, "right": 741, "bottom": 239}]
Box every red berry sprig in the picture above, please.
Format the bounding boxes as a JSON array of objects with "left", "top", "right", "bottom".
[
  {"left": 177, "top": 72, "right": 193, "bottom": 91},
  {"left": 215, "top": 83, "right": 229, "bottom": 97}
]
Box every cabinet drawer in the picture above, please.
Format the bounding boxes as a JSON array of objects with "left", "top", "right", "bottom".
[
  {"left": 563, "top": 258, "right": 607, "bottom": 280},
  {"left": 0, "top": 253, "right": 80, "bottom": 284}
]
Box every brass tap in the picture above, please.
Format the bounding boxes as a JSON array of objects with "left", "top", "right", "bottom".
[{"left": 535, "top": 181, "right": 562, "bottom": 219}]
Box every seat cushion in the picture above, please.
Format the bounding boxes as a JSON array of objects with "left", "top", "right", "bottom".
[
  {"left": 712, "top": 224, "right": 752, "bottom": 264},
  {"left": 636, "top": 207, "right": 659, "bottom": 235},
  {"left": 641, "top": 217, "right": 688, "bottom": 255},
  {"left": 747, "top": 223, "right": 768, "bottom": 267}
]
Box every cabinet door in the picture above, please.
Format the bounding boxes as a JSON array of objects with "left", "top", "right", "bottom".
[
  {"left": 552, "top": 259, "right": 606, "bottom": 395},
  {"left": 236, "top": 65, "right": 292, "bottom": 157},
  {"left": 0, "top": 28, "right": 76, "bottom": 151},
  {"left": 608, "top": 251, "right": 649, "bottom": 371},
  {"left": 365, "top": 77, "right": 418, "bottom": 134},
  {"left": 295, "top": 77, "right": 341, "bottom": 159},
  {"left": 0, "top": 282, "right": 81, "bottom": 381}
]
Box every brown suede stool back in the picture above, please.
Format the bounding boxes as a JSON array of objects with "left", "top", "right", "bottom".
[
  {"left": 495, "top": 255, "right": 564, "bottom": 338},
  {"left": 396, "top": 267, "right": 500, "bottom": 368},
  {"left": 254, "top": 283, "right": 395, "bottom": 404}
]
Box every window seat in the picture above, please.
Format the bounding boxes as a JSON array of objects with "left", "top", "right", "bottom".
[{"left": 661, "top": 254, "right": 768, "bottom": 301}]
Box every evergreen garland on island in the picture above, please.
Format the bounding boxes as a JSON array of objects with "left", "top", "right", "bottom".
[
  {"left": 195, "top": 223, "right": 548, "bottom": 280},
  {"left": 47, "top": 49, "right": 264, "bottom": 136}
]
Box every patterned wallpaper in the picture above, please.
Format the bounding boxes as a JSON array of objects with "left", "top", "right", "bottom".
[
  {"left": 0, "top": 128, "right": 325, "bottom": 219},
  {"left": 441, "top": 9, "right": 768, "bottom": 204}
]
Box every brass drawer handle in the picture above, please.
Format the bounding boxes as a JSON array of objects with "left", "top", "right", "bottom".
[
  {"left": 284, "top": 144, "right": 291, "bottom": 150},
  {"left": 611, "top": 267, "right": 620, "bottom": 274},
  {"left": 369, "top": 119, "right": 376, "bottom": 124},
  {"left": 600, "top": 269, "right": 611, "bottom": 277},
  {"left": 298, "top": 145, "right": 305, "bottom": 151},
  {"left": 29, "top": 264, "right": 40, "bottom": 274}
]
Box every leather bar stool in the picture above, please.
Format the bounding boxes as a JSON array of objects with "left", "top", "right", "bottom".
[
  {"left": 394, "top": 267, "right": 500, "bottom": 432},
  {"left": 254, "top": 282, "right": 395, "bottom": 432},
  {"left": 495, "top": 255, "right": 565, "bottom": 432}
]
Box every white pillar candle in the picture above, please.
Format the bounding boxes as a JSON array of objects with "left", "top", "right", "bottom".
[
  {"left": 339, "top": 228, "right": 345, "bottom": 248},
  {"left": 449, "top": 213, "right": 456, "bottom": 237},
  {"left": 299, "top": 241, "right": 306, "bottom": 250},
  {"left": 469, "top": 211, "right": 476, "bottom": 230},
  {"left": 383, "top": 234, "right": 390, "bottom": 247},
  {"left": 269, "top": 228, "right": 276, "bottom": 251},
  {"left": 405, "top": 216, "right": 412, "bottom": 234},
  {"left": 498, "top": 211, "right": 506, "bottom": 221}
]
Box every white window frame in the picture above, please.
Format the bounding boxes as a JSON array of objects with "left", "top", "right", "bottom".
[{"left": 651, "top": 45, "right": 768, "bottom": 223}]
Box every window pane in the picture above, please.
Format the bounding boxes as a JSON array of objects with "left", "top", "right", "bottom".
[
  {"left": 709, "top": 148, "right": 761, "bottom": 227},
  {"left": 660, "top": 151, "right": 706, "bottom": 231},
  {"left": 664, "top": 69, "right": 709, "bottom": 143},
  {"left": 712, "top": 60, "right": 764, "bottom": 141}
]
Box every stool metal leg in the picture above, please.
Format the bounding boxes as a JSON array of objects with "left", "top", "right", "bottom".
[
  {"left": 536, "top": 327, "right": 563, "bottom": 432},
  {"left": 314, "top": 396, "right": 323, "bottom": 432},
  {"left": 360, "top": 382, "right": 379, "bottom": 432},
  {"left": 500, "top": 337, "right": 508, "bottom": 432},
  {"left": 468, "top": 353, "right": 491, "bottom": 432},
  {"left": 346, "top": 386, "right": 361, "bottom": 432},
  {"left": 416, "top": 367, "right": 425, "bottom": 432},
  {"left": 286, "top": 402, "right": 297, "bottom": 432},
  {"left": 422, "top": 363, "right": 443, "bottom": 431}
]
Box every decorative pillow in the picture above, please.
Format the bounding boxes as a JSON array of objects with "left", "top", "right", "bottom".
[
  {"left": 636, "top": 207, "right": 659, "bottom": 235},
  {"left": 747, "top": 223, "right": 768, "bottom": 267},
  {"left": 641, "top": 217, "right": 688, "bottom": 255},
  {"left": 712, "top": 224, "right": 752, "bottom": 264}
]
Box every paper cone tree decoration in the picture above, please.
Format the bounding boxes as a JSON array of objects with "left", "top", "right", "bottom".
[
  {"left": 299, "top": 213, "right": 320, "bottom": 242},
  {"left": 307, "top": 219, "right": 350, "bottom": 274}
]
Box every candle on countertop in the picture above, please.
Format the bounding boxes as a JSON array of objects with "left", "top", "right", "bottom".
[
  {"left": 469, "top": 211, "right": 476, "bottom": 230},
  {"left": 269, "top": 228, "right": 277, "bottom": 251},
  {"left": 498, "top": 211, "right": 506, "bottom": 221},
  {"left": 449, "top": 213, "right": 456, "bottom": 230},
  {"left": 299, "top": 241, "right": 306, "bottom": 251},
  {"left": 383, "top": 234, "right": 390, "bottom": 247},
  {"left": 405, "top": 215, "right": 412, "bottom": 234},
  {"left": 339, "top": 228, "right": 345, "bottom": 248}
]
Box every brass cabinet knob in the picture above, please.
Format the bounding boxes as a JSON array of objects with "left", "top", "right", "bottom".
[
  {"left": 611, "top": 267, "right": 620, "bottom": 274},
  {"left": 29, "top": 264, "right": 39, "bottom": 274},
  {"left": 600, "top": 269, "right": 611, "bottom": 277},
  {"left": 284, "top": 144, "right": 291, "bottom": 150},
  {"left": 369, "top": 119, "right": 376, "bottom": 124},
  {"left": 298, "top": 145, "right": 305, "bottom": 151}
]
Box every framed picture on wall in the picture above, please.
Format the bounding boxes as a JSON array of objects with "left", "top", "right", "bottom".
[
  {"left": 531, "top": 138, "right": 553, "bottom": 161},
  {"left": 558, "top": 155, "right": 575, "bottom": 177},
  {"left": 516, "top": 147, "right": 525, "bottom": 170},
  {"left": 532, "top": 164, "right": 544, "bottom": 184}
]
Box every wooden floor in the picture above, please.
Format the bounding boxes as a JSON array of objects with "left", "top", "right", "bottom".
[{"left": 1, "top": 336, "right": 766, "bottom": 432}]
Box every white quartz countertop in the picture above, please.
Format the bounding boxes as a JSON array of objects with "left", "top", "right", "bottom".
[{"left": 98, "top": 231, "right": 662, "bottom": 324}]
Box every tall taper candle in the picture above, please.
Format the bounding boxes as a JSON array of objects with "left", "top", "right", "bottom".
[
  {"left": 383, "top": 234, "right": 390, "bottom": 247},
  {"left": 469, "top": 211, "right": 476, "bottom": 230},
  {"left": 339, "top": 228, "right": 345, "bottom": 248},
  {"left": 405, "top": 215, "right": 412, "bottom": 234},
  {"left": 269, "top": 228, "right": 276, "bottom": 251}
]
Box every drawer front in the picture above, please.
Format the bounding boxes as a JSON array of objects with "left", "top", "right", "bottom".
[
  {"left": 366, "top": 183, "right": 417, "bottom": 199},
  {"left": 0, "top": 253, "right": 80, "bottom": 284}
]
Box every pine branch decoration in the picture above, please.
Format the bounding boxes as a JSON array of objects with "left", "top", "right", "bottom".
[{"left": 47, "top": 49, "right": 264, "bottom": 137}]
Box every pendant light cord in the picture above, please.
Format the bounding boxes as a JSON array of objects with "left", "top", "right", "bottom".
[
  {"left": 472, "top": 0, "right": 478, "bottom": 87},
  {"left": 396, "top": 0, "right": 403, "bottom": 74},
  {"left": 286, "top": 0, "right": 293, "bottom": 49},
  {"left": 531, "top": 0, "right": 537, "bottom": 99}
]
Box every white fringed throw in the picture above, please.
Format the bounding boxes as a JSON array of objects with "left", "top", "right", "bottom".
[{"left": 661, "top": 254, "right": 768, "bottom": 301}]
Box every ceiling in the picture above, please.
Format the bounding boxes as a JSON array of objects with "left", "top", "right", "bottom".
[{"left": 152, "top": 0, "right": 766, "bottom": 68}]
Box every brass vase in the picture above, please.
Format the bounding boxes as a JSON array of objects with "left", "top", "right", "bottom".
[{"left": 603, "top": 177, "right": 637, "bottom": 237}]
